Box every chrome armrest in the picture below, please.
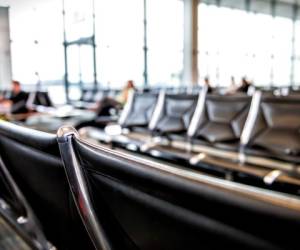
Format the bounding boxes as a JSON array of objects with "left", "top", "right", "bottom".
[
  {"left": 140, "top": 136, "right": 169, "bottom": 152},
  {"left": 263, "top": 170, "right": 283, "bottom": 185},
  {"left": 189, "top": 153, "right": 206, "bottom": 165}
]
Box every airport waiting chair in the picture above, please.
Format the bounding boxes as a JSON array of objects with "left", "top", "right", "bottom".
[
  {"left": 242, "top": 95, "right": 300, "bottom": 164},
  {"left": 0, "top": 121, "right": 93, "bottom": 250},
  {"left": 188, "top": 93, "right": 252, "bottom": 152},
  {"left": 139, "top": 91, "right": 253, "bottom": 173},
  {"left": 119, "top": 91, "right": 159, "bottom": 130},
  {"left": 0, "top": 136, "right": 53, "bottom": 249},
  {"left": 187, "top": 92, "right": 300, "bottom": 189},
  {"left": 58, "top": 126, "right": 300, "bottom": 250},
  {"left": 27, "top": 91, "right": 54, "bottom": 110},
  {"left": 34, "top": 91, "right": 54, "bottom": 107},
  {"left": 139, "top": 91, "right": 201, "bottom": 153},
  {"left": 150, "top": 93, "right": 199, "bottom": 137},
  {"left": 140, "top": 92, "right": 281, "bottom": 178},
  {"left": 81, "top": 91, "right": 159, "bottom": 148},
  {"left": 86, "top": 90, "right": 200, "bottom": 154}
]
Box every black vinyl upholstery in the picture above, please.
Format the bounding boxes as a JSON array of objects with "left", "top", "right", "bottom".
[
  {"left": 32, "top": 91, "right": 54, "bottom": 107},
  {"left": 246, "top": 96, "right": 300, "bottom": 162},
  {"left": 120, "top": 92, "right": 158, "bottom": 129},
  {"left": 0, "top": 121, "right": 93, "bottom": 250},
  {"left": 191, "top": 94, "right": 251, "bottom": 150},
  {"left": 152, "top": 94, "right": 198, "bottom": 136},
  {"left": 59, "top": 134, "right": 300, "bottom": 250}
]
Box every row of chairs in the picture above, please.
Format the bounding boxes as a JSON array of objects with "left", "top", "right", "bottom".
[
  {"left": 81, "top": 88, "right": 300, "bottom": 194},
  {"left": 0, "top": 90, "right": 53, "bottom": 115},
  {"left": 0, "top": 120, "right": 300, "bottom": 249},
  {"left": 77, "top": 85, "right": 300, "bottom": 107},
  {"left": 75, "top": 86, "right": 203, "bottom": 110}
]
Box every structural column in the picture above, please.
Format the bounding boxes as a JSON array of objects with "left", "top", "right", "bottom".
[
  {"left": 0, "top": 7, "right": 12, "bottom": 88},
  {"left": 183, "top": 0, "right": 198, "bottom": 86}
]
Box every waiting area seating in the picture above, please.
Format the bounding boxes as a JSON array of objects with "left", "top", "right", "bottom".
[
  {"left": 0, "top": 121, "right": 93, "bottom": 250},
  {"left": 243, "top": 95, "right": 300, "bottom": 163},
  {"left": 57, "top": 126, "right": 300, "bottom": 250},
  {"left": 0, "top": 119, "right": 299, "bottom": 249},
  {"left": 79, "top": 88, "right": 300, "bottom": 196},
  {"left": 1, "top": 84, "right": 300, "bottom": 249}
]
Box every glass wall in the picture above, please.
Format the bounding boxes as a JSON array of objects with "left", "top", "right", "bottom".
[
  {"left": 95, "top": 0, "right": 144, "bottom": 88},
  {"left": 147, "top": 0, "right": 184, "bottom": 87},
  {"left": 294, "top": 11, "right": 300, "bottom": 87},
  {"left": 64, "top": 0, "right": 95, "bottom": 101},
  {"left": 3, "top": 0, "right": 300, "bottom": 96},
  {"left": 0, "top": 7, "right": 11, "bottom": 88},
  {"left": 5, "top": 0, "right": 179, "bottom": 91},
  {"left": 9, "top": 0, "right": 64, "bottom": 85},
  {"left": 198, "top": 0, "right": 296, "bottom": 88}
]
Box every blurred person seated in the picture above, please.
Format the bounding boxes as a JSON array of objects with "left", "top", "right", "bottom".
[
  {"left": 224, "top": 76, "right": 239, "bottom": 95},
  {"left": 237, "top": 77, "right": 252, "bottom": 93},
  {"left": 96, "top": 80, "right": 136, "bottom": 116},
  {"left": 204, "top": 76, "right": 213, "bottom": 93},
  {"left": 115, "top": 80, "right": 136, "bottom": 105},
  {"left": 76, "top": 80, "right": 136, "bottom": 130},
  {"left": 0, "top": 80, "right": 29, "bottom": 114}
]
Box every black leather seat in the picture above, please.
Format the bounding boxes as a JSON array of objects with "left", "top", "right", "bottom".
[
  {"left": 136, "top": 92, "right": 200, "bottom": 161},
  {"left": 189, "top": 94, "right": 251, "bottom": 151},
  {"left": 150, "top": 93, "right": 199, "bottom": 138},
  {"left": 0, "top": 121, "right": 93, "bottom": 250},
  {"left": 27, "top": 91, "right": 54, "bottom": 110},
  {"left": 58, "top": 127, "right": 300, "bottom": 250},
  {"left": 33, "top": 91, "right": 54, "bottom": 107},
  {"left": 245, "top": 96, "right": 300, "bottom": 163},
  {"left": 119, "top": 92, "right": 159, "bottom": 130},
  {"left": 79, "top": 91, "right": 159, "bottom": 148}
]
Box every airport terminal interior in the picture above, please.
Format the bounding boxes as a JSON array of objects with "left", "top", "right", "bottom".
[{"left": 1, "top": 0, "right": 300, "bottom": 249}]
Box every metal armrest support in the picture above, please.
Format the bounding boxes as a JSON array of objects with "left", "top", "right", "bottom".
[
  {"left": 57, "top": 127, "right": 112, "bottom": 250},
  {"left": 0, "top": 155, "right": 53, "bottom": 250},
  {"left": 263, "top": 170, "right": 283, "bottom": 185},
  {"left": 140, "top": 136, "right": 169, "bottom": 152},
  {"left": 189, "top": 153, "right": 206, "bottom": 165}
]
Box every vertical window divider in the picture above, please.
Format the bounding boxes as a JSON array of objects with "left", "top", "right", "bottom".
[
  {"left": 143, "top": 0, "right": 148, "bottom": 87},
  {"left": 291, "top": 4, "right": 298, "bottom": 88}
]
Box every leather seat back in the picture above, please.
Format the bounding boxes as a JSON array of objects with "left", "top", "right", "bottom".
[
  {"left": 190, "top": 94, "right": 251, "bottom": 147},
  {"left": 0, "top": 121, "right": 93, "bottom": 250},
  {"left": 119, "top": 92, "right": 158, "bottom": 128},
  {"left": 31, "top": 91, "right": 54, "bottom": 107},
  {"left": 151, "top": 94, "right": 198, "bottom": 135},
  {"left": 247, "top": 96, "right": 300, "bottom": 161},
  {"left": 59, "top": 132, "right": 300, "bottom": 250}
]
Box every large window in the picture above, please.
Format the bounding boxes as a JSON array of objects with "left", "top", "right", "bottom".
[
  {"left": 95, "top": 0, "right": 144, "bottom": 88},
  {"left": 9, "top": 0, "right": 64, "bottom": 85},
  {"left": 272, "top": 16, "right": 293, "bottom": 86},
  {"left": 147, "top": 0, "right": 184, "bottom": 87},
  {"left": 294, "top": 17, "right": 300, "bottom": 86},
  {"left": 0, "top": 7, "right": 11, "bottom": 88},
  {"left": 4, "top": 0, "right": 300, "bottom": 93},
  {"left": 198, "top": 0, "right": 296, "bottom": 88},
  {"left": 198, "top": 4, "right": 220, "bottom": 86}
]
